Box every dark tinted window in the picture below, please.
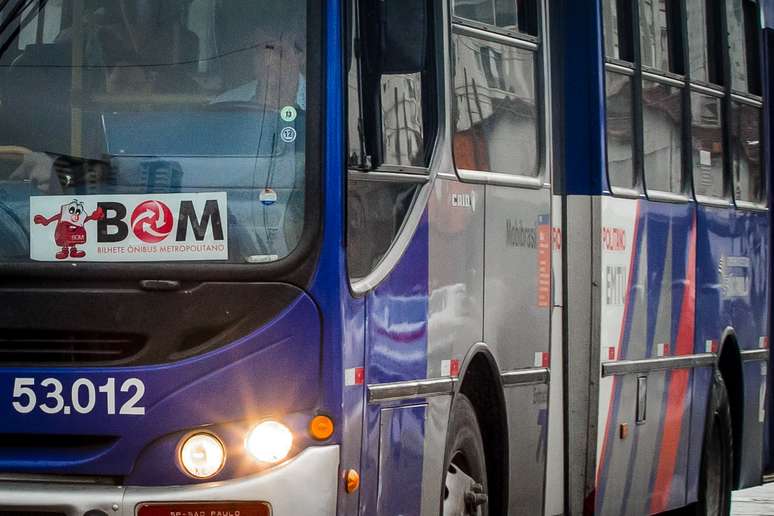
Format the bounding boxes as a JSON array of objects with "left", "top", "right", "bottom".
[
  {"left": 452, "top": 34, "right": 539, "bottom": 176},
  {"left": 605, "top": 72, "right": 637, "bottom": 190},
  {"left": 743, "top": 0, "right": 762, "bottom": 95},
  {"left": 604, "top": 0, "right": 635, "bottom": 61},
  {"left": 730, "top": 102, "right": 763, "bottom": 203},
  {"left": 455, "top": 0, "right": 495, "bottom": 25},
  {"left": 726, "top": 0, "right": 750, "bottom": 91},
  {"left": 640, "top": 0, "right": 683, "bottom": 73},
  {"left": 691, "top": 92, "right": 725, "bottom": 198},
  {"left": 347, "top": 179, "right": 418, "bottom": 279},
  {"left": 642, "top": 80, "right": 683, "bottom": 192},
  {"left": 686, "top": 0, "right": 709, "bottom": 81},
  {"left": 454, "top": 0, "right": 538, "bottom": 34},
  {"left": 725, "top": 0, "right": 761, "bottom": 94}
]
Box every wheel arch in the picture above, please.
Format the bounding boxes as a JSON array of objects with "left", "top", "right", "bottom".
[
  {"left": 453, "top": 343, "right": 509, "bottom": 515},
  {"left": 717, "top": 327, "right": 744, "bottom": 489}
]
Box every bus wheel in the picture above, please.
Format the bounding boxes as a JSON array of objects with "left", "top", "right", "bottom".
[
  {"left": 442, "top": 393, "right": 488, "bottom": 516},
  {"left": 694, "top": 369, "right": 733, "bottom": 516}
]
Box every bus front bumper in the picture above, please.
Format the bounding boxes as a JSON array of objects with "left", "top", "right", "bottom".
[{"left": 0, "top": 445, "right": 339, "bottom": 516}]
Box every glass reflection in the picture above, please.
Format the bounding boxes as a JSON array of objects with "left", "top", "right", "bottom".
[
  {"left": 686, "top": 0, "right": 709, "bottom": 82},
  {"left": 731, "top": 102, "right": 762, "bottom": 203},
  {"left": 691, "top": 93, "right": 724, "bottom": 198},
  {"left": 726, "top": 1, "right": 749, "bottom": 92},
  {"left": 605, "top": 72, "right": 636, "bottom": 190},
  {"left": 381, "top": 74, "right": 426, "bottom": 167},
  {"left": 642, "top": 80, "right": 683, "bottom": 193},
  {"left": 639, "top": 0, "right": 670, "bottom": 71},
  {"left": 452, "top": 33, "right": 539, "bottom": 176}
]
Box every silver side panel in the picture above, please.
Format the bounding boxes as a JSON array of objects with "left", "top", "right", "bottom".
[
  {"left": 421, "top": 395, "right": 453, "bottom": 516},
  {"left": 544, "top": 193, "right": 564, "bottom": 516},
  {"left": 484, "top": 183, "right": 551, "bottom": 515},
  {"left": 564, "top": 195, "right": 600, "bottom": 515},
  {"left": 0, "top": 445, "right": 340, "bottom": 516},
  {"left": 427, "top": 178, "right": 486, "bottom": 378}
]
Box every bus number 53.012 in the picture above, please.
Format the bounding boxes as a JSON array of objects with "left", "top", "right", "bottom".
[{"left": 11, "top": 377, "right": 146, "bottom": 416}]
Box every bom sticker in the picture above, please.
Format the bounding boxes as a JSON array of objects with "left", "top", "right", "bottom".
[
  {"left": 33, "top": 199, "right": 105, "bottom": 259},
  {"left": 30, "top": 192, "right": 228, "bottom": 262}
]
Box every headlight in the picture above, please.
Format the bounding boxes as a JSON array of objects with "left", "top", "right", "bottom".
[
  {"left": 178, "top": 432, "right": 226, "bottom": 479},
  {"left": 245, "top": 421, "right": 293, "bottom": 463}
]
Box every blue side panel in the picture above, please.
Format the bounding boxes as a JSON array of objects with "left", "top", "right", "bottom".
[
  {"left": 376, "top": 405, "right": 426, "bottom": 516},
  {"left": 555, "top": 0, "right": 607, "bottom": 195},
  {"left": 695, "top": 206, "right": 770, "bottom": 489},
  {"left": 360, "top": 210, "right": 429, "bottom": 515},
  {"left": 365, "top": 211, "right": 429, "bottom": 384},
  {"left": 686, "top": 367, "right": 712, "bottom": 503},
  {"left": 695, "top": 208, "right": 769, "bottom": 356},
  {"left": 305, "top": 1, "right": 367, "bottom": 514}
]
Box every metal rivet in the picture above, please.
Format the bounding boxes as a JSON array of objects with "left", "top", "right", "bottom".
[{"left": 112, "top": 504, "right": 120, "bottom": 512}]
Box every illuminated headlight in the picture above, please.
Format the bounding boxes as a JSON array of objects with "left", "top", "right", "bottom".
[
  {"left": 178, "top": 432, "right": 226, "bottom": 479},
  {"left": 245, "top": 421, "right": 293, "bottom": 463}
]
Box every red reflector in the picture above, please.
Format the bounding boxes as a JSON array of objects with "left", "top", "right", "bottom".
[{"left": 138, "top": 502, "right": 270, "bottom": 516}]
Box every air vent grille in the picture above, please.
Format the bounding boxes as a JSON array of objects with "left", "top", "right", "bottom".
[{"left": 0, "top": 330, "right": 145, "bottom": 364}]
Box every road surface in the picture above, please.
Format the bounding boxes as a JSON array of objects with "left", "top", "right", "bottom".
[{"left": 733, "top": 483, "right": 774, "bottom": 515}]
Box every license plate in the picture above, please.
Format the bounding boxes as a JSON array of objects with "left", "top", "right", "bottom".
[{"left": 137, "top": 502, "right": 271, "bottom": 516}]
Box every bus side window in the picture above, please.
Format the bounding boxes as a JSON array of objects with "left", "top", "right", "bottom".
[
  {"left": 691, "top": 92, "right": 725, "bottom": 199},
  {"left": 639, "top": 0, "right": 683, "bottom": 74},
  {"left": 452, "top": 34, "right": 539, "bottom": 177},
  {"left": 730, "top": 101, "right": 763, "bottom": 204},
  {"left": 605, "top": 72, "right": 638, "bottom": 191},
  {"left": 727, "top": 0, "right": 764, "bottom": 206},
  {"left": 451, "top": 0, "right": 541, "bottom": 178},
  {"left": 380, "top": 73, "right": 427, "bottom": 167},
  {"left": 642, "top": 79, "right": 684, "bottom": 193},
  {"left": 453, "top": 0, "right": 538, "bottom": 34},
  {"left": 725, "top": 0, "right": 761, "bottom": 95},
  {"left": 604, "top": 0, "right": 635, "bottom": 62},
  {"left": 603, "top": 0, "right": 689, "bottom": 197},
  {"left": 603, "top": 0, "right": 638, "bottom": 193},
  {"left": 640, "top": 0, "right": 686, "bottom": 195},
  {"left": 686, "top": 0, "right": 724, "bottom": 85}
]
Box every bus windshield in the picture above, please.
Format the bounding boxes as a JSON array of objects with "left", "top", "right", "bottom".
[{"left": 0, "top": 0, "right": 309, "bottom": 265}]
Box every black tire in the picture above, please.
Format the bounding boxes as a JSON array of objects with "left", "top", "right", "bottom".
[
  {"left": 441, "top": 393, "right": 488, "bottom": 516},
  {"left": 694, "top": 369, "right": 733, "bottom": 516}
]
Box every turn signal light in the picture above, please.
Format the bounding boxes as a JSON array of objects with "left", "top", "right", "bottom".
[
  {"left": 309, "top": 415, "right": 335, "bottom": 440},
  {"left": 345, "top": 469, "right": 360, "bottom": 493}
]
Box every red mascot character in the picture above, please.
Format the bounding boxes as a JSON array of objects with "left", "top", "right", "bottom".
[{"left": 34, "top": 200, "right": 105, "bottom": 259}]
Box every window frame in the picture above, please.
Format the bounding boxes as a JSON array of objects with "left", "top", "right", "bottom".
[
  {"left": 344, "top": 0, "right": 444, "bottom": 289},
  {"left": 0, "top": 0, "right": 325, "bottom": 283},
  {"left": 601, "top": 0, "right": 767, "bottom": 210},
  {"left": 726, "top": 0, "right": 766, "bottom": 210},
  {"left": 602, "top": 0, "right": 693, "bottom": 202},
  {"left": 450, "top": 0, "right": 548, "bottom": 189}
]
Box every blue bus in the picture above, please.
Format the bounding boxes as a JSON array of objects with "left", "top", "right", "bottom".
[{"left": 0, "top": 0, "right": 769, "bottom": 515}]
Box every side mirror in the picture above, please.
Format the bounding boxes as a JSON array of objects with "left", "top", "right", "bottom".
[{"left": 365, "top": 0, "right": 429, "bottom": 75}]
